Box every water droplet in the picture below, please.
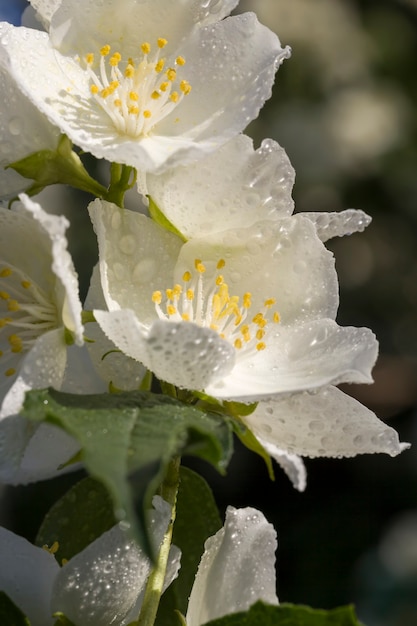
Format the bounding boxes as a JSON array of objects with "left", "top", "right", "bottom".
[
  {"left": 119, "top": 234, "right": 135, "bottom": 255},
  {"left": 8, "top": 117, "right": 23, "bottom": 136}
]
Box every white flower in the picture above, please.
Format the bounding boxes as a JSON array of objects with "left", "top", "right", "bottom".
[
  {"left": 0, "top": 22, "right": 60, "bottom": 199},
  {"left": 142, "top": 133, "right": 371, "bottom": 240},
  {"left": 0, "top": 193, "right": 84, "bottom": 483},
  {"left": 89, "top": 199, "right": 408, "bottom": 491},
  {"left": 186, "top": 506, "right": 278, "bottom": 625},
  {"left": 0, "top": 496, "right": 181, "bottom": 626},
  {"left": 0, "top": 501, "right": 275, "bottom": 626},
  {"left": 0, "top": 0, "right": 290, "bottom": 173}
]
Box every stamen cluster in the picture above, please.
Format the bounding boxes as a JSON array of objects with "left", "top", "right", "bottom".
[
  {"left": 152, "top": 259, "right": 280, "bottom": 355},
  {"left": 83, "top": 38, "right": 191, "bottom": 137},
  {"left": 0, "top": 265, "right": 58, "bottom": 378}
]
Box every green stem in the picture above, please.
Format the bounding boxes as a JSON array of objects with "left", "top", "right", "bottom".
[
  {"left": 135, "top": 456, "right": 181, "bottom": 626},
  {"left": 106, "top": 162, "right": 137, "bottom": 207}
]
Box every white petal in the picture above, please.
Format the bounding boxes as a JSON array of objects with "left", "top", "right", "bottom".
[
  {"left": 1, "top": 328, "right": 67, "bottom": 418},
  {"left": 186, "top": 506, "right": 278, "bottom": 626},
  {"left": 94, "top": 310, "right": 235, "bottom": 390},
  {"left": 61, "top": 344, "right": 108, "bottom": 395},
  {"left": 52, "top": 496, "right": 178, "bottom": 626},
  {"left": 206, "top": 320, "right": 378, "bottom": 401},
  {"left": 29, "top": 0, "right": 61, "bottom": 28},
  {"left": 0, "top": 26, "right": 59, "bottom": 198},
  {"left": 18, "top": 194, "right": 83, "bottom": 344},
  {"left": 146, "top": 136, "right": 295, "bottom": 238},
  {"left": 300, "top": 209, "right": 372, "bottom": 242},
  {"left": 0, "top": 526, "right": 58, "bottom": 626},
  {"left": 258, "top": 442, "right": 307, "bottom": 491},
  {"left": 85, "top": 265, "right": 146, "bottom": 391},
  {"left": 158, "top": 13, "right": 289, "bottom": 144},
  {"left": 176, "top": 215, "right": 339, "bottom": 325},
  {"left": 89, "top": 199, "right": 183, "bottom": 321},
  {"left": 244, "top": 386, "right": 408, "bottom": 459}
]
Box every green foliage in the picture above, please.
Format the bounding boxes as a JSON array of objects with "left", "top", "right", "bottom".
[
  {"left": 23, "top": 388, "right": 233, "bottom": 557},
  {"left": 35, "top": 476, "right": 116, "bottom": 563},
  {"left": 156, "top": 468, "right": 222, "bottom": 624},
  {"left": 8, "top": 134, "right": 107, "bottom": 198},
  {"left": 0, "top": 592, "right": 31, "bottom": 625},
  {"left": 202, "top": 601, "right": 363, "bottom": 626}
]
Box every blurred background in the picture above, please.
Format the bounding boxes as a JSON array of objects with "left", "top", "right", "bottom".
[{"left": 1, "top": 1, "right": 417, "bottom": 625}]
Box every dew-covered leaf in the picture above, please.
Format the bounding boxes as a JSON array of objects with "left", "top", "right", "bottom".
[{"left": 23, "top": 388, "right": 233, "bottom": 556}]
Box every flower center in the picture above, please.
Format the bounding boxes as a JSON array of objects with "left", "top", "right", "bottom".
[
  {"left": 0, "top": 265, "right": 58, "bottom": 378},
  {"left": 152, "top": 259, "right": 280, "bottom": 355},
  {"left": 81, "top": 38, "right": 192, "bottom": 138}
]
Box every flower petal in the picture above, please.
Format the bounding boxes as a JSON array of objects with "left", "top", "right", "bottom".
[
  {"left": 0, "top": 526, "right": 58, "bottom": 626},
  {"left": 89, "top": 199, "right": 183, "bottom": 322},
  {"left": 52, "top": 496, "right": 180, "bottom": 626},
  {"left": 85, "top": 265, "right": 147, "bottom": 391},
  {"left": 206, "top": 320, "right": 378, "bottom": 400},
  {"left": 0, "top": 25, "right": 59, "bottom": 198},
  {"left": 29, "top": 0, "right": 61, "bottom": 28},
  {"left": 258, "top": 443, "right": 307, "bottom": 491},
  {"left": 94, "top": 310, "right": 235, "bottom": 390},
  {"left": 244, "top": 386, "right": 408, "bottom": 458},
  {"left": 18, "top": 194, "right": 83, "bottom": 345},
  {"left": 145, "top": 136, "right": 295, "bottom": 238},
  {"left": 186, "top": 506, "right": 278, "bottom": 626},
  {"left": 158, "top": 13, "right": 289, "bottom": 144},
  {"left": 300, "top": 209, "right": 372, "bottom": 242}
]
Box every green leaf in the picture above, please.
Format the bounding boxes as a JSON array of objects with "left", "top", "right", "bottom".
[
  {"left": 23, "top": 388, "right": 233, "bottom": 557},
  {"left": 156, "top": 468, "right": 222, "bottom": 624},
  {"left": 148, "top": 195, "right": 187, "bottom": 241},
  {"left": 8, "top": 134, "right": 107, "bottom": 198},
  {"left": 202, "top": 602, "right": 363, "bottom": 626},
  {"left": 0, "top": 592, "right": 31, "bottom": 625},
  {"left": 35, "top": 476, "right": 116, "bottom": 563}
]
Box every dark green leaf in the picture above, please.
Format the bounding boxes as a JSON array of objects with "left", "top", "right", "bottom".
[
  {"left": 0, "top": 592, "right": 31, "bottom": 625},
  {"left": 202, "top": 602, "right": 363, "bottom": 626},
  {"left": 156, "top": 468, "right": 222, "bottom": 624},
  {"left": 23, "top": 389, "right": 233, "bottom": 557},
  {"left": 35, "top": 477, "right": 116, "bottom": 563}
]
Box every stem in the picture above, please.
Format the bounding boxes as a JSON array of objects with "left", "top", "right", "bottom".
[
  {"left": 106, "top": 162, "right": 137, "bottom": 207},
  {"left": 136, "top": 456, "right": 181, "bottom": 626}
]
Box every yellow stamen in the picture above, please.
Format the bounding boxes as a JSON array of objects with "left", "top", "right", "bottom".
[
  {"left": 176, "top": 56, "right": 186, "bottom": 66},
  {"left": 234, "top": 338, "right": 243, "bottom": 349},
  {"left": 170, "top": 92, "right": 179, "bottom": 103},
  {"left": 129, "top": 91, "right": 139, "bottom": 101},
  {"left": 128, "top": 105, "right": 140, "bottom": 115},
  {"left": 0, "top": 268, "right": 12, "bottom": 278},
  {"left": 90, "top": 84, "right": 99, "bottom": 94},
  {"left": 143, "top": 110, "right": 152, "bottom": 118},
  {"left": 5, "top": 368, "right": 16, "bottom": 377},
  {"left": 167, "top": 305, "right": 176, "bottom": 316},
  {"left": 43, "top": 541, "right": 59, "bottom": 555},
  {"left": 217, "top": 259, "right": 226, "bottom": 270},
  {"left": 180, "top": 80, "right": 191, "bottom": 95},
  {"left": 183, "top": 271, "right": 191, "bottom": 282},
  {"left": 166, "top": 68, "right": 176, "bottom": 81},
  {"left": 141, "top": 42, "right": 151, "bottom": 55},
  {"left": 21, "top": 280, "right": 31, "bottom": 289},
  {"left": 125, "top": 64, "right": 135, "bottom": 78},
  {"left": 110, "top": 52, "right": 121, "bottom": 66},
  {"left": 152, "top": 291, "right": 162, "bottom": 305},
  {"left": 7, "top": 300, "right": 19, "bottom": 312},
  {"left": 157, "top": 38, "right": 168, "bottom": 49},
  {"left": 155, "top": 59, "right": 165, "bottom": 73},
  {"left": 194, "top": 259, "right": 206, "bottom": 273},
  {"left": 264, "top": 298, "right": 276, "bottom": 308},
  {"left": 243, "top": 293, "right": 251, "bottom": 308},
  {"left": 0, "top": 291, "right": 10, "bottom": 300},
  {"left": 100, "top": 44, "right": 111, "bottom": 56},
  {"left": 85, "top": 53, "right": 94, "bottom": 65},
  {"left": 151, "top": 90, "right": 161, "bottom": 99},
  {"left": 159, "top": 81, "right": 169, "bottom": 91},
  {"left": 186, "top": 289, "right": 194, "bottom": 301},
  {"left": 256, "top": 342, "right": 266, "bottom": 351}
]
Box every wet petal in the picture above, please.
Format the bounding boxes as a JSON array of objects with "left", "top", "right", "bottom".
[
  {"left": 186, "top": 506, "right": 278, "bottom": 625},
  {"left": 0, "top": 526, "right": 58, "bottom": 626},
  {"left": 301, "top": 209, "right": 372, "bottom": 242},
  {"left": 145, "top": 135, "right": 295, "bottom": 238},
  {"left": 244, "top": 386, "right": 409, "bottom": 459}
]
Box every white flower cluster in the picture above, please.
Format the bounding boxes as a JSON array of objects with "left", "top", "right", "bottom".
[{"left": 0, "top": 0, "right": 409, "bottom": 623}]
